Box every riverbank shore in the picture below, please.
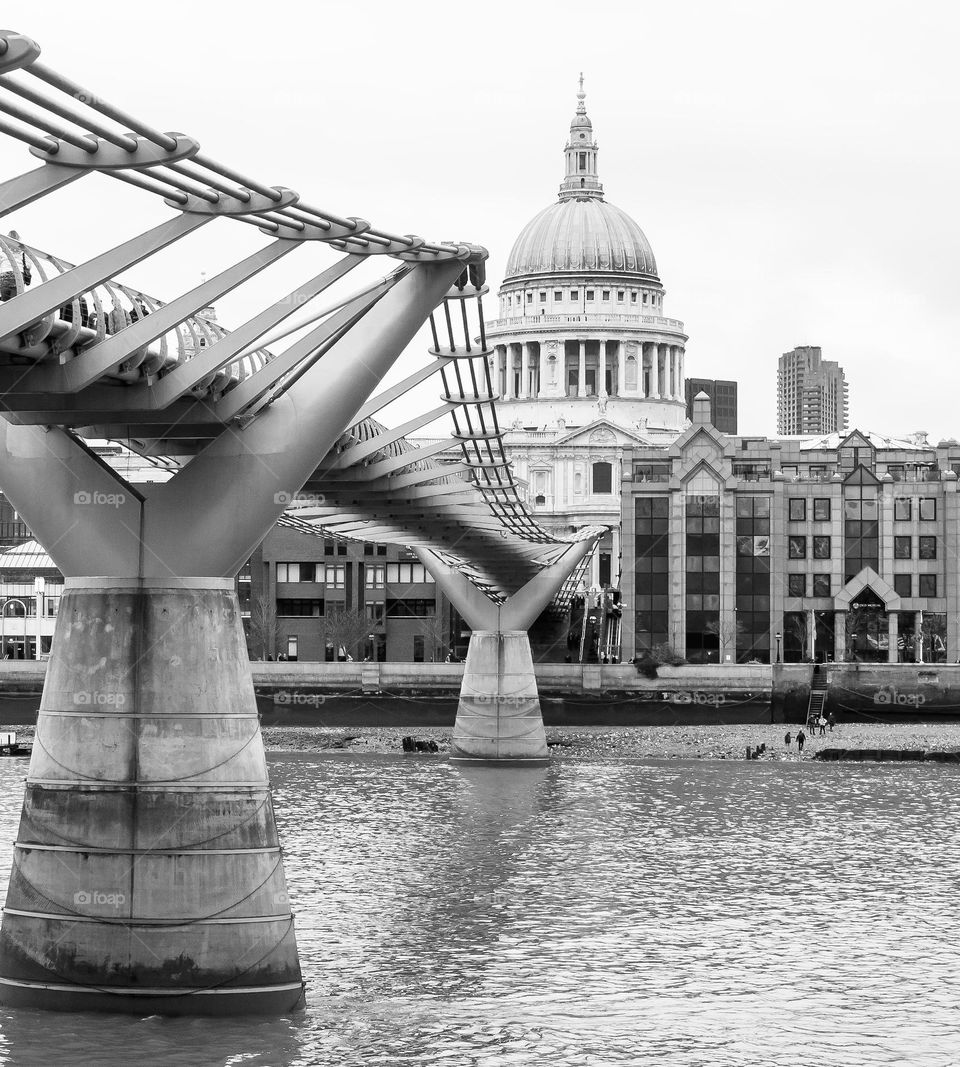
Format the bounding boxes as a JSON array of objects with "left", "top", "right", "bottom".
[
  {"left": 5, "top": 722, "right": 960, "bottom": 761},
  {"left": 256, "top": 722, "right": 960, "bottom": 759}
]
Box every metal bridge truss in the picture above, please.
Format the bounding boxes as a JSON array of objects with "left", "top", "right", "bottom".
[
  {"left": 0, "top": 28, "right": 600, "bottom": 604},
  {"left": 279, "top": 279, "right": 603, "bottom": 606},
  {"left": 0, "top": 29, "right": 480, "bottom": 456}
]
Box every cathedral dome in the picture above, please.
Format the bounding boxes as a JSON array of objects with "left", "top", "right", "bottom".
[
  {"left": 504, "top": 197, "right": 658, "bottom": 281},
  {"left": 502, "top": 77, "right": 659, "bottom": 285}
]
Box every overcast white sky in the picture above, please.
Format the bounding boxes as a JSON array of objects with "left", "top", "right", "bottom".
[{"left": 3, "top": 0, "right": 959, "bottom": 441}]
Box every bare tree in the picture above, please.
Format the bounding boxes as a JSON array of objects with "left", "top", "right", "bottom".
[
  {"left": 248, "top": 594, "right": 281, "bottom": 661},
  {"left": 419, "top": 610, "right": 452, "bottom": 662},
  {"left": 844, "top": 605, "right": 870, "bottom": 661},
  {"left": 784, "top": 613, "right": 808, "bottom": 660},
  {"left": 705, "top": 616, "right": 747, "bottom": 661},
  {"left": 319, "top": 605, "right": 370, "bottom": 661}
]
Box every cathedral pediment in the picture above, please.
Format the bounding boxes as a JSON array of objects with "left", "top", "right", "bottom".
[{"left": 554, "top": 419, "right": 650, "bottom": 448}]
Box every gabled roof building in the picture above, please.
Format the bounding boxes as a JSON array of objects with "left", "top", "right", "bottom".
[{"left": 622, "top": 404, "right": 960, "bottom": 664}]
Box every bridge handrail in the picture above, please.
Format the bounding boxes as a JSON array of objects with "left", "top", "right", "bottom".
[
  {"left": 0, "top": 31, "right": 486, "bottom": 266},
  {"left": 0, "top": 236, "right": 273, "bottom": 393}
]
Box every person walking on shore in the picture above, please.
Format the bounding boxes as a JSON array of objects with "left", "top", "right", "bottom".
[
  {"left": 784, "top": 731, "right": 792, "bottom": 748},
  {"left": 797, "top": 728, "right": 806, "bottom": 755},
  {"left": 828, "top": 711, "right": 835, "bottom": 732},
  {"left": 817, "top": 714, "right": 827, "bottom": 736}
]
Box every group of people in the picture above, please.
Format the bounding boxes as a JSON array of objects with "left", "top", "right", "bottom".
[
  {"left": 809, "top": 710, "right": 836, "bottom": 735},
  {"left": 784, "top": 710, "right": 836, "bottom": 754}
]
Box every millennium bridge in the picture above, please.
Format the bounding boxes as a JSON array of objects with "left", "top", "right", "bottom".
[{"left": 0, "top": 30, "right": 602, "bottom": 1014}]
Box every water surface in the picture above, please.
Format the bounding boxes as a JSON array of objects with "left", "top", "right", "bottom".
[{"left": 0, "top": 749, "right": 956, "bottom": 1064}]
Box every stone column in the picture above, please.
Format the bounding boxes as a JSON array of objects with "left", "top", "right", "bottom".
[
  {"left": 671, "top": 347, "right": 678, "bottom": 399},
  {"left": 537, "top": 343, "right": 546, "bottom": 398},
  {"left": 807, "top": 609, "right": 816, "bottom": 662},
  {"left": 834, "top": 611, "right": 846, "bottom": 661},
  {"left": 888, "top": 612, "right": 898, "bottom": 663},
  {"left": 520, "top": 342, "right": 530, "bottom": 399},
  {"left": 599, "top": 339, "right": 607, "bottom": 396},
  {"left": 655, "top": 344, "right": 664, "bottom": 399},
  {"left": 578, "top": 341, "right": 586, "bottom": 398},
  {"left": 915, "top": 611, "right": 924, "bottom": 663},
  {"left": 612, "top": 522, "right": 621, "bottom": 585}
]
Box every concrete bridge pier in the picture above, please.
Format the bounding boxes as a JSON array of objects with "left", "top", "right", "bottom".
[
  {"left": 456, "top": 630, "right": 547, "bottom": 761},
  {"left": 418, "top": 537, "right": 598, "bottom": 762},
  {"left": 0, "top": 578, "right": 303, "bottom": 1014}
]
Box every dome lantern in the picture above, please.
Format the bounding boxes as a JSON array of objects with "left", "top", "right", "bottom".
[{"left": 560, "top": 74, "right": 603, "bottom": 202}]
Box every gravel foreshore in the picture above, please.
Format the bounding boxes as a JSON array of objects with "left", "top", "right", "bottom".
[
  {"left": 258, "top": 722, "right": 960, "bottom": 760},
  {"left": 5, "top": 722, "right": 960, "bottom": 761}
]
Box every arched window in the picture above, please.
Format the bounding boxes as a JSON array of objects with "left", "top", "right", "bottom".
[{"left": 593, "top": 462, "right": 612, "bottom": 494}]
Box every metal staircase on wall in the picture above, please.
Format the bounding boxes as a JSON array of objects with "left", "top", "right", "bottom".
[{"left": 806, "top": 671, "right": 828, "bottom": 727}]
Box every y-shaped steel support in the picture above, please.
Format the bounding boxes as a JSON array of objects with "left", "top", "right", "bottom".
[
  {"left": 417, "top": 538, "right": 597, "bottom": 762},
  {"left": 0, "top": 260, "right": 462, "bottom": 1015}
]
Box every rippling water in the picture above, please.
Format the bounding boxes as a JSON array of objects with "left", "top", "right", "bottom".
[{"left": 0, "top": 748, "right": 958, "bottom": 1065}]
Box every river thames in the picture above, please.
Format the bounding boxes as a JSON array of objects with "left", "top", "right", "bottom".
[{"left": 0, "top": 746, "right": 956, "bottom": 1065}]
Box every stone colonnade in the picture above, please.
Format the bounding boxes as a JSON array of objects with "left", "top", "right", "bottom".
[{"left": 491, "top": 339, "right": 685, "bottom": 401}]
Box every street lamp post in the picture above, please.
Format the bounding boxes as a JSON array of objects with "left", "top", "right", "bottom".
[{"left": 775, "top": 631, "right": 782, "bottom": 664}]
